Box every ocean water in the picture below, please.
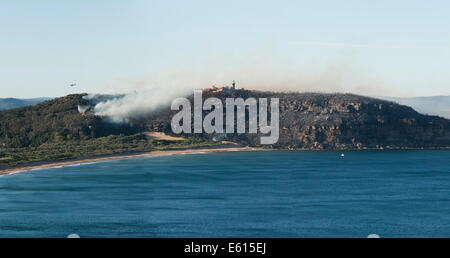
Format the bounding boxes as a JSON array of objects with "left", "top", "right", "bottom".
[{"left": 0, "top": 150, "right": 449, "bottom": 238}]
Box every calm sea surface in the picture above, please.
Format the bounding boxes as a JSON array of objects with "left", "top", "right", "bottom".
[{"left": 0, "top": 150, "right": 449, "bottom": 238}]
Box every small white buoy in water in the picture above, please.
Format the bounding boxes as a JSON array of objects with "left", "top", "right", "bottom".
[
  {"left": 67, "top": 234, "right": 80, "bottom": 238},
  {"left": 367, "top": 234, "right": 380, "bottom": 238},
  {"left": 341, "top": 153, "right": 345, "bottom": 157}
]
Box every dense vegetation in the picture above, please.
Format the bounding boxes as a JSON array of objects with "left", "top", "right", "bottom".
[
  {"left": 0, "top": 95, "right": 217, "bottom": 167},
  {"left": 0, "top": 134, "right": 216, "bottom": 167}
]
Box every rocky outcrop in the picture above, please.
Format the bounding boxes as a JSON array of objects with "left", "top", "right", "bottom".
[
  {"left": 272, "top": 93, "right": 450, "bottom": 149},
  {"left": 140, "top": 90, "right": 450, "bottom": 150}
]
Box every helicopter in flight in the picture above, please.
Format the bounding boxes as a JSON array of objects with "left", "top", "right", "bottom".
[{"left": 70, "top": 83, "right": 76, "bottom": 87}]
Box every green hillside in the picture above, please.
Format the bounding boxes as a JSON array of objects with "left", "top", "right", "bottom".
[{"left": 0, "top": 94, "right": 214, "bottom": 167}]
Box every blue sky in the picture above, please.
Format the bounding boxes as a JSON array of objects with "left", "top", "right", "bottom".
[{"left": 0, "top": 0, "right": 449, "bottom": 98}]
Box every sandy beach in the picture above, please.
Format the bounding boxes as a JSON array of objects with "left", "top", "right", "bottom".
[{"left": 0, "top": 144, "right": 257, "bottom": 176}]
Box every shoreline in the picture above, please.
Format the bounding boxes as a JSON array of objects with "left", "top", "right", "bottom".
[
  {"left": 0, "top": 144, "right": 258, "bottom": 176},
  {"left": 1, "top": 145, "right": 448, "bottom": 176}
]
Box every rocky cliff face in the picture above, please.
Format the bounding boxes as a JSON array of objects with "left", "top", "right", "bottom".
[
  {"left": 273, "top": 93, "right": 449, "bottom": 149},
  {"left": 141, "top": 90, "right": 450, "bottom": 149}
]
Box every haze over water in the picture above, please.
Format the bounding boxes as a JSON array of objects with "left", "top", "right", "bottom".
[{"left": 0, "top": 150, "right": 449, "bottom": 238}]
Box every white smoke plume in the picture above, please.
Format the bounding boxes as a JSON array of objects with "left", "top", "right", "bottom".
[
  {"left": 87, "top": 47, "right": 399, "bottom": 123},
  {"left": 89, "top": 86, "right": 194, "bottom": 123}
]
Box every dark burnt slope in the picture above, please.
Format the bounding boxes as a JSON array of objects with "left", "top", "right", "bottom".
[
  {"left": 273, "top": 92, "right": 449, "bottom": 149},
  {"left": 143, "top": 90, "right": 450, "bottom": 149}
]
